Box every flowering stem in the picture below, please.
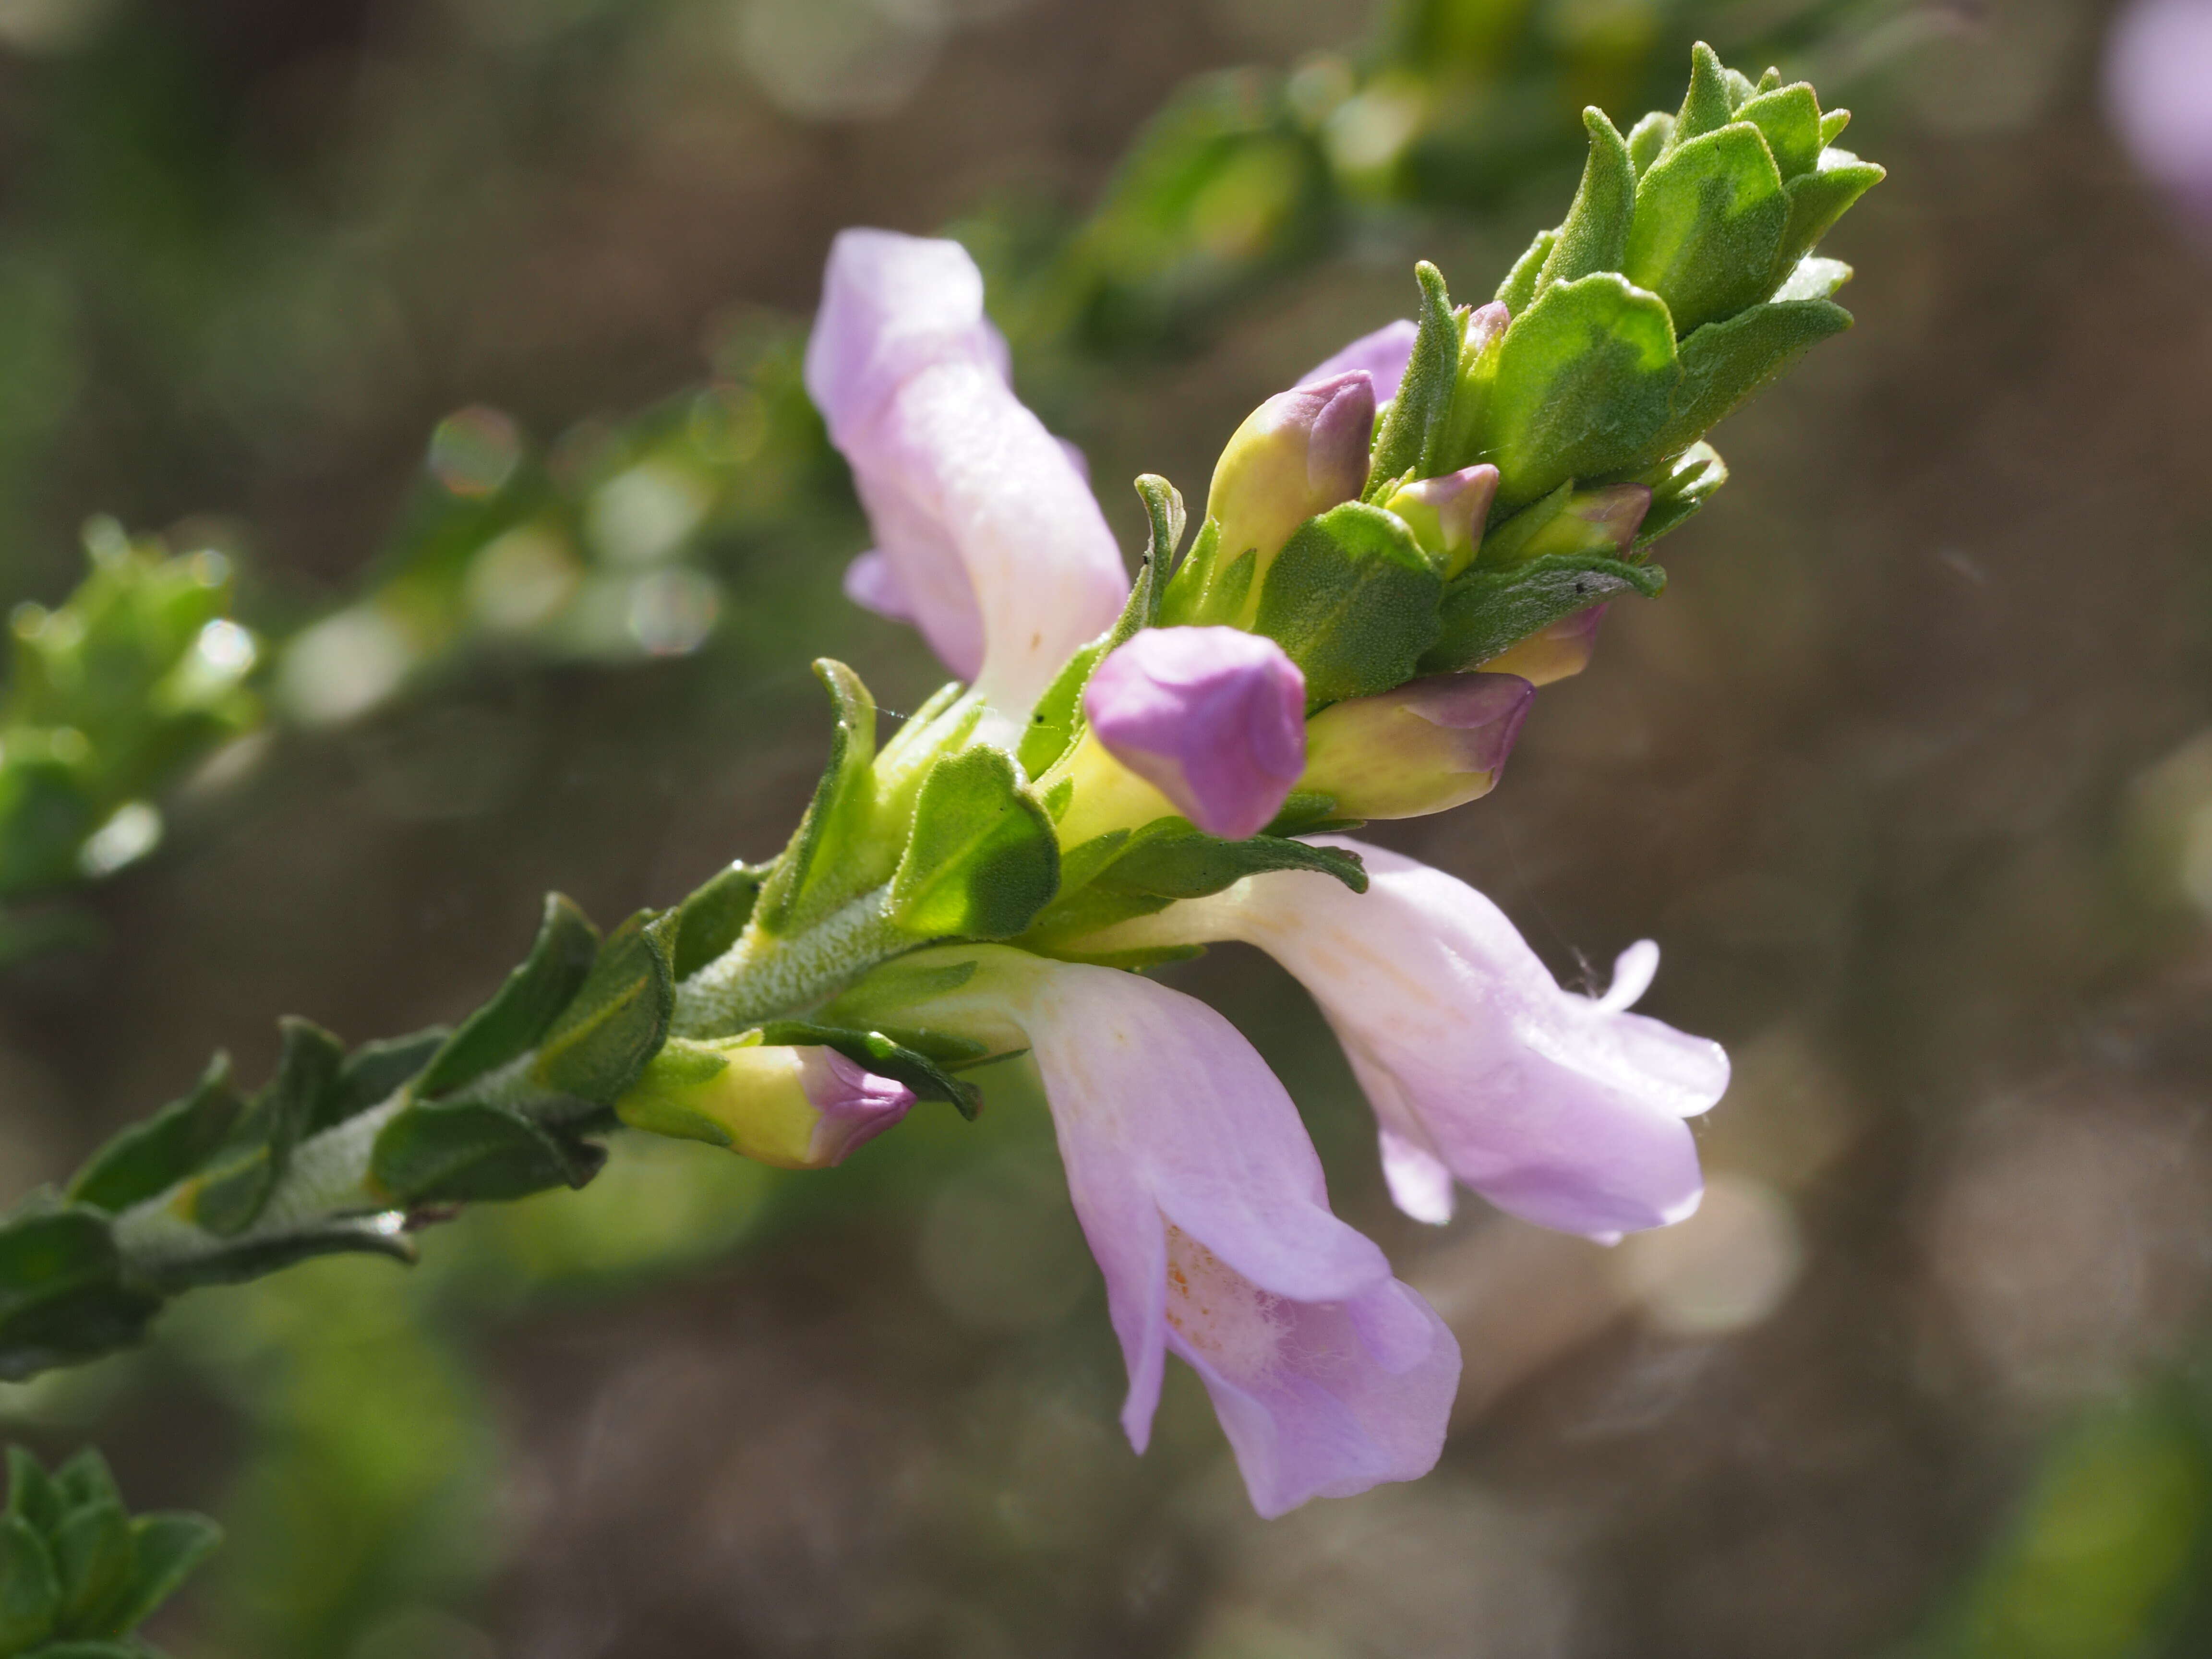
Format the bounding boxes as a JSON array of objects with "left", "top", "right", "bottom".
[{"left": 670, "top": 887, "right": 907, "bottom": 1038}]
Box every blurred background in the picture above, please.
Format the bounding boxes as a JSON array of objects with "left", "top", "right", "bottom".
[{"left": 3, "top": 0, "right": 2212, "bottom": 1653}]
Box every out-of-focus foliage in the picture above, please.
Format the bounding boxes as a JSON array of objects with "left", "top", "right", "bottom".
[
  {"left": 0, "top": 1443, "right": 219, "bottom": 1657},
  {"left": 0, "top": 528, "right": 256, "bottom": 962}
]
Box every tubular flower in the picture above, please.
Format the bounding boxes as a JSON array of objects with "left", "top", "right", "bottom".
[
  {"left": 847, "top": 946, "right": 1460, "bottom": 1518},
  {"left": 1086, "top": 838, "right": 1729, "bottom": 1242},
  {"left": 805, "top": 229, "right": 1128, "bottom": 715},
  {"left": 1069, "top": 625, "right": 1308, "bottom": 841}
]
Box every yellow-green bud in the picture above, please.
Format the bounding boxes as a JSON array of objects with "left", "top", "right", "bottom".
[
  {"left": 616, "top": 1037, "right": 912, "bottom": 1170},
  {"left": 1298, "top": 672, "right": 1534, "bottom": 819}
]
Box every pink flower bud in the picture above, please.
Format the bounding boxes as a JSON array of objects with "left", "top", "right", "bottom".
[
  {"left": 1299, "top": 672, "right": 1533, "bottom": 818},
  {"left": 1206, "top": 372, "right": 1376, "bottom": 570},
  {"left": 1081, "top": 627, "right": 1307, "bottom": 841},
  {"left": 1479, "top": 604, "right": 1608, "bottom": 686},
  {"left": 1383, "top": 464, "right": 1500, "bottom": 577},
  {"left": 617, "top": 1038, "right": 913, "bottom": 1170}
]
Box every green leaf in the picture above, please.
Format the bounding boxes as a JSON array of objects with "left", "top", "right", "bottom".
[
  {"left": 887, "top": 748, "right": 1059, "bottom": 941},
  {"left": 1777, "top": 150, "right": 1884, "bottom": 274},
  {"left": 50, "top": 1451, "right": 119, "bottom": 1515},
  {"left": 753, "top": 1023, "right": 982, "bottom": 1119},
  {"left": 145, "top": 1220, "right": 415, "bottom": 1293},
  {"left": 671, "top": 862, "right": 766, "bottom": 981},
  {"left": 189, "top": 1019, "right": 343, "bottom": 1239},
  {"left": 1634, "top": 442, "right": 1730, "bottom": 548},
  {"left": 753, "top": 660, "right": 879, "bottom": 936},
  {"left": 0, "top": 1514, "right": 59, "bottom": 1653},
  {"left": 1422, "top": 553, "right": 1667, "bottom": 673},
  {"left": 1623, "top": 122, "right": 1787, "bottom": 336},
  {"left": 531, "top": 910, "right": 677, "bottom": 1106},
  {"left": 1493, "top": 228, "right": 1554, "bottom": 314},
  {"left": 1252, "top": 501, "right": 1442, "bottom": 705},
  {"left": 1735, "top": 84, "right": 1822, "bottom": 180},
  {"left": 68, "top": 1058, "right": 241, "bottom": 1215},
  {"left": 105, "top": 1514, "right": 218, "bottom": 1638},
  {"left": 1486, "top": 273, "right": 1680, "bottom": 510},
  {"left": 1023, "top": 475, "right": 1182, "bottom": 776},
  {"left": 372, "top": 1103, "right": 603, "bottom": 1205},
  {"left": 1367, "top": 262, "right": 1463, "bottom": 493},
  {"left": 6, "top": 1450, "right": 60, "bottom": 1535},
  {"left": 1818, "top": 108, "right": 1851, "bottom": 147},
  {"left": 1670, "top": 41, "right": 1735, "bottom": 150},
  {"left": 51, "top": 1498, "right": 131, "bottom": 1639},
  {"left": 327, "top": 1030, "right": 449, "bottom": 1127},
  {"left": 414, "top": 894, "right": 599, "bottom": 1098},
  {"left": 0, "top": 1212, "right": 161, "bottom": 1383},
  {"left": 1651, "top": 297, "right": 1853, "bottom": 458},
  {"left": 1534, "top": 108, "right": 1636, "bottom": 296},
  {"left": 1625, "top": 110, "right": 1672, "bottom": 177},
  {"left": 1090, "top": 824, "right": 1368, "bottom": 901}
]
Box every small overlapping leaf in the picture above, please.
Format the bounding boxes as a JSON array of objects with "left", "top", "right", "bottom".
[
  {"left": 371, "top": 1104, "right": 604, "bottom": 1207},
  {"left": 1252, "top": 502, "right": 1442, "bottom": 705},
  {"left": 753, "top": 660, "right": 880, "bottom": 936},
  {"left": 0, "top": 1445, "right": 220, "bottom": 1657},
  {"left": 530, "top": 910, "right": 678, "bottom": 1107},
  {"left": 413, "top": 894, "right": 598, "bottom": 1099},
  {"left": 0, "top": 1205, "right": 163, "bottom": 1378},
  {"left": 1486, "top": 273, "right": 1679, "bottom": 509},
  {"left": 671, "top": 861, "right": 767, "bottom": 981},
  {"left": 1422, "top": 554, "right": 1668, "bottom": 674},
  {"left": 887, "top": 748, "right": 1059, "bottom": 941},
  {"left": 67, "top": 1058, "right": 241, "bottom": 1217},
  {"left": 1623, "top": 121, "right": 1788, "bottom": 336},
  {"left": 189, "top": 1019, "right": 344, "bottom": 1238},
  {"left": 1366, "top": 262, "right": 1462, "bottom": 493}
]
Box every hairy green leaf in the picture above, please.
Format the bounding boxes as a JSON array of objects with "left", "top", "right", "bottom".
[
  {"left": 372, "top": 1103, "right": 603, "bottom": 1206},
  {"left": 414, "top": 893, "right": 599, "bottom": 1099},
  {"left": 532, "top": 910, "right": 677, "bottom": 1106},
  {"left": 190, "top": 1018, "right": 344, "bottom": 1238},
  {"left": 68, "top": 1057, "right": 241, "bottom": 1216},
  {"left": 1625, "top": 110, "right": 1672, "bottom": 177},
  {"left": 754, "top": 660, "right": 879, "bottom": 936},
  {"left": 1422, "top": 553, "right": 1667, "bottom": 673},
  {"left": 1534, "top": 108, "right": 1636, "bottom": 296},
  {"left": 1634, "top": 442, "right": 1730, "bottom": 548},
  {"left": 1253, "top": 501, "right": 1442, "bottom": 705},
  {"left": 1653, "top": 296, "right": 1852, "bottom": 457},
  {"left": 887, "top": 747, "right": 1060, "bottom": 940},
  {"left": 1777, "top": 149, "right": 1884, "bottom": 274},
  {"left": 1623, "top": 121, "right": 1788, "bottom": 336},
  {"left": 1670, "top": 41, "right": 1735, "bottom": 150},
  {"left": 1493, "top": 228, "right": 1554, "bottom": 314},
  {"left": 1487, "top": 273, "right": 1679, "bottom": 509},
  {"left": 105, "top": 1513, "right": 219, "bottom": 1639},
  {"left": 0, "top": 1211, "right": 161, "bottom": 1383},
  {"left": 1367, "top": 261, "right": 1462, "bottom": 492},
  {"left": 328, "top": 1030, "right": 449, "bottom": 1126},
  {"left": 1735, "top": 83, "right": 1822, "bottom": 180},
  {"left": 6, "top": 1450, "right": 60, "bottom": 1535},
  {"left": 1091, "top": 824, "right": 1368, "bottom": 901},
  {"left": 51, "top": 1497, "right": 131, "bottom": 1639},
  {"left": 672, "top": 862, "right": 767, "bottom": 981}
]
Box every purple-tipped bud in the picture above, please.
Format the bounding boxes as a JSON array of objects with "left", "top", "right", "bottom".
[
  {"left": 1299, "top": 672, "right": 1534, "bottom": 819},
  {"left": 1384, "top": 464, "right": 1500, "bottom": 577},
  {"left": 1207, "top": 372, "right": 1376, "bottom": 570},
  {"left": 1082, "top": 626, "right": 1307, "bottom": 840},
  {"left": 1479, "top": 604, "right": 1608, "bottom": 686},
  {"left": 1522, "top": 483, "right": 1651, "bottom": 559},
  {"left": 617, "top": 1038, "right": 913, "bottom": 1170}
]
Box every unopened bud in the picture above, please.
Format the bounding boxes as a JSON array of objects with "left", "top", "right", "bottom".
[
  {"left": 1299, "top": 672, "right": 1533, "bottom": 818},
  {"left": 1479, "top": 604, "right": 1608, "bottom": 686},
  {"left": 1053, "top": 626, "right": 1307, "bottom": 844},
  {"left": 617, "top": 1038, "right": 913, "bottom": 1169},
  {"left": 1206, "top": 371, "right": 1376, "bottom": 575},
  {"left": 1384, "top": 464, "right": 1499, "bottom": 577},
  {"left": 1485, "top": 482, "right": 1652, "bottom": 565}
]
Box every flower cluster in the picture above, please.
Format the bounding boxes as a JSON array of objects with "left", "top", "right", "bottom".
[
  {"left": 730, "top": 217, "right": 1740, "bottom": 1515},
  {"left": 2, "top": 46, "right": 1876, "bottom": 1525}
]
